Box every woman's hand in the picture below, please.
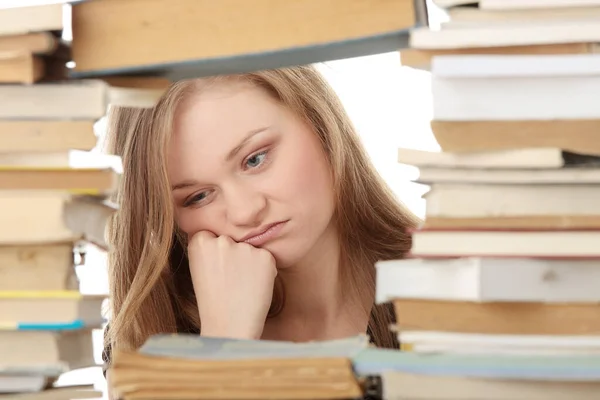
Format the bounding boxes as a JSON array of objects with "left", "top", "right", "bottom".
[{"left": 188, "top": 230, "right": 278, "bottom": 339}]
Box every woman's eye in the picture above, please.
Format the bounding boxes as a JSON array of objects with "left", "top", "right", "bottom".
[
  {"left": 245, "top": 150, "right": 267, "bottom": 169},
  {"left": 184, "top": 191, "right": 210, "bottom": 207}
]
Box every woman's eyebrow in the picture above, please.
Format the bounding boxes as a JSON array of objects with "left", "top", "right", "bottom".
[
  {"left": 225, "top": 126, "right": 270, "bottom": 162},
  {"left": 171, "top": 179, "right": 198, "bottom": 191}
]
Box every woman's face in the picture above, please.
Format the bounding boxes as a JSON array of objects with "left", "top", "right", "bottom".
[{"left": 168, "top": 80, "right": 336, "bottom": 268}]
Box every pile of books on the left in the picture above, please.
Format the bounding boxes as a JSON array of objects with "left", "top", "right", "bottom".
[{"left": 0, "top": 3, "right": 165, "bottom": 399}]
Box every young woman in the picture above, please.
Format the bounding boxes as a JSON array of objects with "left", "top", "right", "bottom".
[{"left": 102, "top": 65, "right": 419, "bottom": 378}]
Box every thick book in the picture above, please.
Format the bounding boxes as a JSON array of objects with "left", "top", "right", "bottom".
[
  {"left": 110, "top": 335, "right": 370, "bottom": 400},
  {"left": 424, "top": 183, "right": 600, "bottom": 219},
  {"left": 390, "top": 298, "right": 600, "bottom": 335},
  {"left": 69, "top": 0, "right": 426, "bottom": 80},
  {"left": 381, "top": 370, "right": 600, "bottom": 400},
  {"left": 431, "top": 54, "right": 600, "bottom": 120},
  {"left": 376, "top": 257, "right": 600, "bottom": 303},
  {"left": 410, "top": 228, "right": 600, "bottom": 258}
]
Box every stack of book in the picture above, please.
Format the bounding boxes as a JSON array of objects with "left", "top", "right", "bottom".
[
  {"left": 0, "top": 3, "right": 164, "bottom": 399},
  {"left": 374, "top": 0, "right": 600, "bottom": 398}
]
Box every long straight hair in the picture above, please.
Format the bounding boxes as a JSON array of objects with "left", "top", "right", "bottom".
[{"left": 104, "top": 65, "right": 419, "bottom": 359}]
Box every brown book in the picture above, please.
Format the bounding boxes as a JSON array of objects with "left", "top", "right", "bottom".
[
  {"left": 0, "top": 192, "right": 77, "bottom": 245},
  {"left": 0, "top": 32, "right": 59, "bottom": 56},
  {"left": 0, "top": 121, "right": 96, "bottom": 153},
  {"left": 431, "top": 120, "right": 600, "bottom": 156},
  {"left": 0, "top": 54, "right": 44, "bottom": 84},
  {"left": 0, "top": 52, "right": 69, "bottom": 84},
  {"left": 0, "top": 244, "right": 76, "bottom": 291},
  {"left": 71, "top": 0, "right": 417, "bottom": 76},
  {"left": 423, "top": 215, "right": 600, "bottom": 230},
  {"left": 393, "top": 299, "right": 600, "bottom": 335},
  {"left": 401, "top": 42, "right": 600, "bottom": 70},
  {"left": 111, "top": 350, "right": 362, "bottom": 400},
  {"left": 0, "top": 167, "right": 118, "bottom": 193}
]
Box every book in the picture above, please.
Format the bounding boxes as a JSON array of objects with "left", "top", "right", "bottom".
[
  {"left": 0, "top": 80, "right": 164, "bottom": 120},
  {"left": 0, "top": 329, "right": 95, "bottom": 373},
  {"left": 410, "top": 22, "right": 600, "bottom": 49},
  {"left": 69, "top": 0, "right": 424, "bottom": 79},
  {"left": 0, "top": 244, "right": 77, "bottom": 291},
  {"left": 110, "top": 334, "right": 370, "bottom": 400},
  {"left": 389, "top": 298, "right": 600, "bottom": 336},
  {"left": 0, "top": 166, "right": 118, "bottom": 193},
  {"left": 380, "top": 370, "right": 600, "bottom": 400},
  {"left": 401, "top": 43, "right": 600, "bottom": 70},
  {"left": 0, "top": 32, "right": 59, "bottom": 57},
  {"left": 0, "top": 291, "right": 105, "bottom": 328},
  {"left": 0, "top": 121, "right": 96, "bottom": 153},
  {"left": 0, "top": 4, "right": 63, "bottom": 36},
  {"left": 424, "top": 183, "right": 600, "bottom": 219},
  {"left": 0, "top": 385, "right": 103, "bottom": 400},
  {"left": 445, "top": 5, "right": 600, "bottom": 27},
  {"left": 429, "top": 120, "right": 600, "bottom": 156},
  {"left": 431, "top": 54, "right": 600, "bottom": 121},
  {"left": 410, "top": 228, "right": 600, "bottom": 258},
  {"left": 376, "top": 257, "right": 600, "bottom": 303},
  {"left": 398, "top": 331, "right": 600, "bottom": 355},
  {"left": 397, "top": 147, "right": 600, "bottom": 169},
  {"left": 479, "top": 0, "right": 600, "bottom": 11},
  {"left": 353, "top": 347, "right": 600, "bottom": 381}
]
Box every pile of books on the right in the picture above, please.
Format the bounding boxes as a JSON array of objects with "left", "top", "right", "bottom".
[{"left": 376, "top": 0, "right": 600, "bottom": 399}]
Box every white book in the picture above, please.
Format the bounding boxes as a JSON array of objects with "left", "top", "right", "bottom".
[
  {"left": 432, "top": 54, "right": 600, "bottom": 120},
  {"left": 382, "top": 371, "right": 600, "bottom": 400},
  {"left": 0, "top": 4, "right": 63, "bottom": 36},
  {"left": 0, "top": 375, "right": 48, "bottom": 393},
  {"left": 0, "top": 150, "right": 123, "bottom": 169},
  {"left": 433, "top": 75, "right": 600, "bottom": 120},
  {"left": 446, "top": 6, "right": 600, "bottom": 27},
  {"left": 432, "top": 0, "right": 474, "bottom": 8},
  {"left": 481, "top": 0, "right": 600, "bottom": 10},
  {"left": 416, "top": 167, "right": 600, "bottom": 184},
  {"left": 376, "top": 257, "right": 600, "bottom": 303},
  {"left": 398, "top": 331, "right": 600, "bottom": 356},
  {"left": 411, "top": 229, "right": 600, "bottom": 257},
  {"left": 0, "top": 80, "right": 163, "bottom": 119},
  {"left": 410, "top": 22, "right": 600, "bottom": 49},
  {"left": 425, "top": 184, "right": 600, "bottom": 218},
  {"left": 432, "top": 54, "right": 600, "bottom": 78},
  {"left": 397, "top": 147, "right": 572, "bottom": 169}
]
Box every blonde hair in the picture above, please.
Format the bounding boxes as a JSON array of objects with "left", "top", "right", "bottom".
[{"left": 103, "top": 65, "right": 419, "bottom": 361}]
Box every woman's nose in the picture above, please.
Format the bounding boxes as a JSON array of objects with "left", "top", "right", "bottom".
[{"left": 224, "top": 183, "right": 267, "bottom": 227}]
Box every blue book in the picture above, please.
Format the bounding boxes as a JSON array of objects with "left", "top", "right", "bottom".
[
  {"left": 140, "top": 333, "right": 370, "bottom": 360},
  {"left": 353, "top": 348, "right": 600, "bottom": 382}
]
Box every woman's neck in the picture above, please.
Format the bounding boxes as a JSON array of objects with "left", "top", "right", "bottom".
[{"left": 261, "top": 223, "right": 372, "bottom": 342}]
